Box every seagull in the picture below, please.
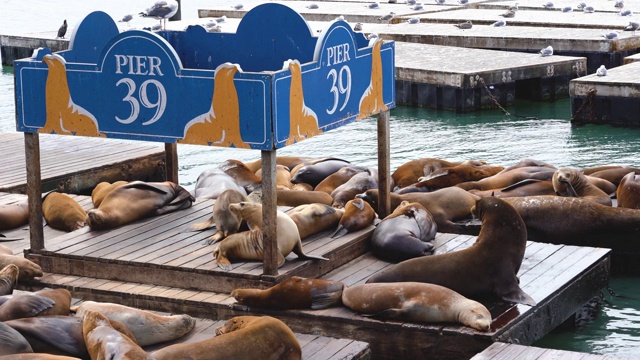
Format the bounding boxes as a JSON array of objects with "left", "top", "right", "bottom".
[
  {"left": 500, "top": 9, "right": 516, "bottom": 18},
  {"left": 306, "top": 3, "right": 319, "bottom": 9},
  {"left": 407, "top": 0, "right": 417, "bottom": 4},
  {"left": 411, "top": 4, "right": 424, "bottom": 10},
  {"left": 119, "top": 14, "right": 133, "bottom": 25},
  {"left": 336, "top": 15, "right": 345, "bottom": 21},
  {"left": 491, "top": 19, "right": 507, "bottom": 27},
  {"left": 207, "top": 25, "right": 222, "bottom": 32},
  {"left": 139, "top": 1, "right": 179, "bottom": 30},
  {"left": 576, "top": 2, "right": 586, "bottom": 10},
  {"left": 388, "top": 0, "right": 397, "bottom": 3},
  {"left": 562, "top": 6, "right": 573, "bottom": 12},
  {"left": 354, "top": 22, "right": 363, "bottom": 31},
  {"left": 614, "top": 0, "right": 624, "bottom": 9},
  {"left": 232, "top": 4, "right": 244, "bottom": 10},
  {"left": 619, "top": 9, "right": 632, "bottom": 16},
  {"left": 407, "top": 17, "right": 420, "bottom": 23},
  {"left": 435, "top": 0, "right": 446, "bottom": 4},
  {"left": 509, "top": 3, "right": 519, "bottom": 11},
  {"left": 204, "top": 19, "right": 219, "bottom": 30},
  {"left": 624, "top": 21, "right": 640, "bottom": 34},
  {"left": 367, "top": 2, "right": 380, "bottom": 8},
  {"left": 596, "top": 65, "right": 607, "bottom": 76},
  {"left": 215, "top": 15, "right": 227, "bottom": 23},
  {"left": 454, "top": 20, "right": 473, "bottom": 29},
  {"left": 57, "top": 19, "right": 67, "bottom": 39},
  {"left": 367, "top": 33, "right": 379, "bottom": 40},
  {"left": 379, "top": 12, "right": 395, "bottom": 22},
  {"left": 583, "top": 5, "right": 595, "bottom": 13},
  {"left": 458, "top": 0, "right": 469, "bottom": 4},
  {"left": 543, "top": 2, "right": 554, "bottom": 9},
  {"left": 602, "top": 31, "right": 618, "bottom": 39},
  {"left": 539, "top": 45, "right": 553, "bottom": 56}
]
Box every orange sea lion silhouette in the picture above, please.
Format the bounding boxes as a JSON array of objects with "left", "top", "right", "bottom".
[
  {"left": 357, "top": 39, "right": 388, "bottom": 120},
  {"left": 285, "top": 59, "right": 322, "bottom": 146},
  {"left": 40, "top": 54, "right": 105, "bottom": 137},
  {"left": 180, "top": 63, "right": 250, "bottom": 148}
]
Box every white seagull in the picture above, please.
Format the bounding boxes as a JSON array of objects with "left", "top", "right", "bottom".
[
  {"left": 596, "top": 65, "right": 607, "bottom": 76},
  {"left": 139, "top": 0, "right": 179, "bottom": 30},
  {"left": 539, "top": 46, "right": 553, "bottom": 56}
]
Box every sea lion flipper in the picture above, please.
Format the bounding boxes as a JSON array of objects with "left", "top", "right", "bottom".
[
  {"left": 500, "top": 284, "right": 537, "bottom": 306},
  {"left": 501, "top": 179, "right": 541, "bottom": 192},
  {"left": 124, "top": 181, "right": 170, "bottom": 194},
  {"left": 362, "top": 308, "right": 406, "bottom": 320},
  {"left": 330, "top": 225, "right": 348, "bottom": 239},
  {"left": 205, "top": 231, "right": 223, "bottom": 245},
  {"left": 190, "top": 217, "right": 216, "bottom": 231},
  {"left": 13, "top": 294, "right": 56, "bottom": 317},
  {"left": 311, "top": 291, "right": 343, "bottom": 310}
]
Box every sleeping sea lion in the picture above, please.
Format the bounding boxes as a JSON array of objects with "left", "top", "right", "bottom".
[
  {"left": 617, "top": 171, "right": 640, "bottom": 209},
  {"left": 331, "top": 168, "right": 378, "bottom": 208},
  {"left": 290, "top": 158, "right": 351, "bottom": 188},
  {"left": 0, "top": 254, "right": 43, "bottom": 281},
  {"left": 91, "top": 181, "right": 128, "bottom": 208},
  {"left": 314, "top": 165, "right": 366, "bottom": 194},
  {"left": 42, "top": 192, "right": 86, "bottom": 232},
  {"left": 191, "top": 169, "right": 246, "bottom": 200},
  {"left": 331, "top": 198, "right": 377, "bottom": 239},
  {"left": 81, "top": 310, "right": 148, "bottom": 360},
  {"left": 0, "top": 264, "right": 19, "bottom": 296},
  {"left": 218, "top": 159, "right": 262, "bottom": 193},
  {"left": 0, "top": 200, "right": 30, "bottom": 231},
  {"left": 0, "top": 321, "right": 33, "bottom": 356},
  {"left": 287, "top": 203, "right": 344, "bottom": 239}
]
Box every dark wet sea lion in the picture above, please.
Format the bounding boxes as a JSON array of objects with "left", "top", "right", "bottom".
[
  {"left": 331, "top": 168, "right": 378, "bottom": 208},
  {"left": 152, "top": 316, "right": 302, "bottom": 360},
  {"left": 552, "top": 167, "right": 612, "bottom": 206},
  {"left": 617, "top": 172, "right": 640, "bottom": 209},
  {"left": 42, "top": 192, "right": 86, "bottom": 232},
  {"left": 85, "top": 181, "right": 194, "bottom": 231},
  {"left": 331, "top": 198, "right": 377, "bottom": 238},
  {"left": 290, "top": 158, "right": 352, "bottom": 187},
  {"left": 0, "top": 319, "right": 33, "bottom": 355},
  {"left": 342, "top": 282, "right": 492, "bottom": 331},
  {"left": 367, "top": 197, "right": 536, "bottom": 306},
  {"left": 357, "top": 188, "right": 479, "bottom": 235},
  {"left": 371, "top": 201, "right": 437, "bottom": 262},
  {"left": 231, "top": 276, "right": 345, "bottom": 310}
]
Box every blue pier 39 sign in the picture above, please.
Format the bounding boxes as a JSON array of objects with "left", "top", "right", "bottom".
[{"left": 14, "top": 4, "right": 395, "bottom": 150}]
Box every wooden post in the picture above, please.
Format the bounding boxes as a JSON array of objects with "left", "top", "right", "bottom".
[
  {"left": 164, "top": 143, "right": 179, "bottom": 183},
  {"left": 261, "top": 149, "right": 279, "bottom": 276},
  {"left": 377, "top": 110, "right": 391, "bottom": 218},
  {"left": 24, "top": 132, "right": 44, "bottom": 250}
]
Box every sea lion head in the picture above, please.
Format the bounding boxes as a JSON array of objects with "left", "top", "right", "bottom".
[
  {"left": 552, "top": 167, "right": 581, "bottom": 197},
  {"left": 230, "top": 288, "right": 262, "bottom": 307},
  {"left": 355, "top": 189, "right": 379, "bottom": 210},
  {"left": 16, "top": 258, "right": 43, "bottom": 281},
  {"left": 214, "top": 315, "right": 256, "bottom": 335},
  {"left": 82, "top": 309, "right": 110, "bottom": 336},
  {"left": 85, "top": 209, "right": 107, "bottom": 230},
  {"left": 456, "top": 298, "right": 492, "bottom": 332}
]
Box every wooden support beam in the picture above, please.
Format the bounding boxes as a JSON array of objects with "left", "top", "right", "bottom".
[
  {"left": 24, "top": 132, "right": 44, "bottom": 250},
  {"left": 164, "top": 143, "right": 179, "bottom": 183},
  {"left": 261, "top": 150, "right": 278, "bottom": 276},
  {"left": 377, "top": 110, "right": 391, "bottom": 218}
]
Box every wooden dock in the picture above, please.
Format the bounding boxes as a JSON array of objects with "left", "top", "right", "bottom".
[
  {"left": 570, "top": 61, "right": 640, "bottom": 127},
  {"left": 394, "top": 42, "right": 585, "bottom": 111},
  {"left": 471, "top": 342, "right": 631, "bottom": 360},
  {"left": 19, "top": 201, "right": 610, "bottom": 359},
  {"left": 0, "top": 133, "right": 166, "bottom": 194},
  {"left": 0, "top": 33, "right": 68, "bottom": 66}
]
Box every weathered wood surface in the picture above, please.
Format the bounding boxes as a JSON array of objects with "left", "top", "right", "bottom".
[
  {"left": 394, "top": 42, "right": 585, "bottom": 87},
  {"left": 23, "top": 230, "right": 610, "bottom": 360},
  {"left": 0, "top": 133, "right": 165, "bottom": 194},
  {"left": 471, "top": 342, "right": 631, "bottom": 360}
]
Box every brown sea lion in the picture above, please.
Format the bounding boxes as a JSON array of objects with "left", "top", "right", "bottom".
[
  {"left": 552, "top": 167, "right": 612, "bottom": 206},
  {"left": 287, "top": 203, "right": 344, "bottom": 239},
  {"left": 290, "top": 158, "right": 352, "bottom": 188},
  {"left": 0, "top": 254, "right": 43, "bottom": 281},
  {"left": 191, "top": 169, "right": 247, "bottom": 200},
  {"left": 397, "top": 163, "right": 504, "bottom": 193},
  {"left": 191, "top": 189, "right": 248, "bottom": 244},
  {"left": 315, "top": 165, "right": 366, "bottom": 194},
  {"left": 231, "top": 276, "right": 345, "bottom": 310},
  {"left": 392, "top": 158, "right": 465, "bottom": 189},
  {"left": 215, "top": 203, "right": 328, "bottom": 270},
  {"left": 331, "top": 168, "right": 379, "bottom": 208},
  {"left": 468, "top": 179, "right": 556, "bottom": 198},
  {"left": 617, "top": 172, "right": 640, "bottom": 209},
  {"left": 584, "top": 166, "right": 640, "bottom": 186},
  {"left": 331, "top": 198, "right": 377, "bottom": 238},
  {"left": 91, "top": 181, "right": 128, "bottom": 208},
  {"left": 33, "top": 289, "right": 72, "bottom": 317},
  {"left": 82, "top": 310, "right": 149, "bottom": 360},
  {"left": 218, "top": 159, "right": 262, "bottom": 193},
  {"left": 367, "top": 197, "right": 536, "bottom": 306},
  {"left": 277, "top": 189, "right": 333, "bottom": 206},
  {"left": 0, "top": 320, "right": 33, "bottom": 356},
  {"left": 455, "top": 166, "right": 557, "bottom": 191},
  {"left": 0, "top": 355, "right": 81, "bottom": 360},
  {"left": 0, "top": 293, "right": 55, "bottom": 321},
  {"left": 0, "top": 199, "right": 30, "bottom": 231},
  {"left": 74, "top": 301, "right": 195, "bottom": 347},
  {"left": 342, "top": 282, "right": 492, "bottom": 331},
  {"left": 357, "top": 188, "right": 479, "bottom": 235},
  {"left": 582, "top": 165, "right": 625, "bottom": 175},
  {"left": 496, "top": 159, "right": 556, "bottom": 174},
  {"left": 0, "top": 244, "right": 12, "bottom": 255},
  {"left": 244, "top": 156, "right": 315, "bottom": 173},
  {"left": 85, "top": 181, "right": 194, "bottom": 231},
  {"left": 0, "top": 264, "right": 19, "bottom": 296},
  {"left": 42, "top": 192, "right": 86, "bottom": 232},
  {"left": 371, "top": 201, "right": 437, "bottom": 263},
  {"left": 291, "top": 183, "right": 313, "bottom": 191},
  {"left": 256, "top": 164, "right": 293, "bottom": 190},
  {"left": 152, "top": 316, "right": 301, "bottom": 360},
  {"left": 585, "top": 175, "right": 617, "bottom": 195}
]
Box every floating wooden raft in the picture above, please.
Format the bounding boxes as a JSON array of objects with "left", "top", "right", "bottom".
[{"left": 471, "top": 342, "right": 629, "bottom": 360}]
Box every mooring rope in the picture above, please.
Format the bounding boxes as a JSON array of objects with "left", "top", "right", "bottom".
[
  {"left": 571, "top": 88, "right": 597, "bottom": 123},
  {"left": 478, "top": 78, "right": 539, "bottom": 120}
]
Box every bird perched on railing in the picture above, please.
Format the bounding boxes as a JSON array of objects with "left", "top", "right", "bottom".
[
  {"left": 57, "top": 19, "right": 67, "bottom": 39},
  {"left": 543, "top": 2, "right": 554, "bottom": 9},
  {"left": 379, "top": 12, "right": 396, "bottom": 23},
  {"left": 491, "top": 19, "right": 507, "bottom": 27},
  {"left": 615, "top": 0, "right": 624, "bottom": 9},
  {"left": 562, "top": 6, "right": 573, "bottom": 12},
  {"left": 583, "top": 5, "right": 595, "bottom": 13},
  {"left": 139, "top": 0, "right": 179, "bottom": 30}
]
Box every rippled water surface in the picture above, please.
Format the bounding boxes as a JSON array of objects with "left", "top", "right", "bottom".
[{"left": 2, "top": 1, "right": 640, "bottom": 357}]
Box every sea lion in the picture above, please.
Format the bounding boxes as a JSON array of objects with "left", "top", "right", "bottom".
[
  {"left": 74, "top": 301, "right": 196, "bottom": 347},
  {"left": 357, "top": 188, "right": 479, "bottom": 235},
  {"left": 315, "top": 165, "right": 367, "bottom": 194},
  {"left": 214, "top": 202, "right": 329, "bottom": 270},
  {"left": 218, "top": 159, "right": 262, "bottom": 193},
  {"left": 0, "top": 254, "right": 43, "bottom": 281},
  {"left": 496, "top": 159, "right": 556, "bottom": 174},
  {"left": 455, "top": 166, "right": 557, "bottom": 191},
  {"left": 42, "top": 192, "right": 86, "bottom": 232},
  {"left": 5, "top": 315, "right": 137, "bottom": 358},
  {"left": 331, "top": 198, "right": 377, "bottom": 238},
  {"left": 0, "top": 293, "right": 55, "bottom": 321},
  {"left": 85, "top": 181, "right": 194, "bottom": 231},
  {"left": 331, "top": 168, "right": 379, "bottom": 208},
  {"left": 0, "top": 200, "right": 30, "bottom": 231},
  {"left": 367, "top": 197, "right": 536, "bottom": 306},
  {"left": 33, "top": 289, "right": 72, "bottom": 317},
  {"left": 82, "top": 310, "right": 148, "bottom": 360},
  {"left": 397, "top": 163, "right": 504, "bottom": 193},
  {"left": 191, "top": 169, "right": 247, "bottom": 200},
  {"left": 91, "top": 181, "right": 128, "bottom": 208},
  {"left": 552, "top": 167, "right": 612, "bottom": 206},
  {"left": 191, "top": 189, "right": 248, "bottom": 244},
  {"left": 244, "top": 156, "right": 315, "bottom": 173},
  {"left": 287, "top": 203, "right": 344, "bottom": 239},
  {"left": 371, "top": 201, "right": 437, "bottom": 263},
  {"left": 468, "top": 179, "right": 556, "bottom": 198},
  {"left": 586, "top": 166, "right": 640, "bottom": 186},
  {"left": 231, "top": 276, "right": 345, "bottom": 310},
  {"left": 0, "top": 318, "right": 33, "bottom": 355},
  {"left": 342, "top": 282, "right": 492, "bottom": 331},
  {"left": 0, "top": 355, "right": 81, "bottom": 360},
  {"left": 256, "top": 164, "right": 293, "bottom": 190},
  {"left": 0, "top": 244, "right": 12, "bottom": 255},
  {"left": 290, "top": 158, "right": 352, "bottom": 188},
  {"left": 291, "top": 183, "right": 314, "bottom": 191},
  {"left": 392, "top": 158, "right": 467, "bottom": 190},
  {"left": 152, "top": 316, "right": 302, "bottom": 360},
  {"left": 617, "top": 172, "right": 640, "bottom": 209},
  {"left": 276, "top": 189, "right": 333, "bottom": 206},
  {"left": 0, "top": 264, "right": 19, "bottom": 296}
]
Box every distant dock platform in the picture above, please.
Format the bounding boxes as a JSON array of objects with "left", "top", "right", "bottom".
[{"left": 471, "top": 342, "right": 629, "bottom": 360}]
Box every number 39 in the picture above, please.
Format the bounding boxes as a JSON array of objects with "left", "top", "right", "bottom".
[
  {"left": 115, "top": 78, "right": 167, "bottom": 125},
  {"left": 326, "top": 65, "right": 351, "bottom": 115}
]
